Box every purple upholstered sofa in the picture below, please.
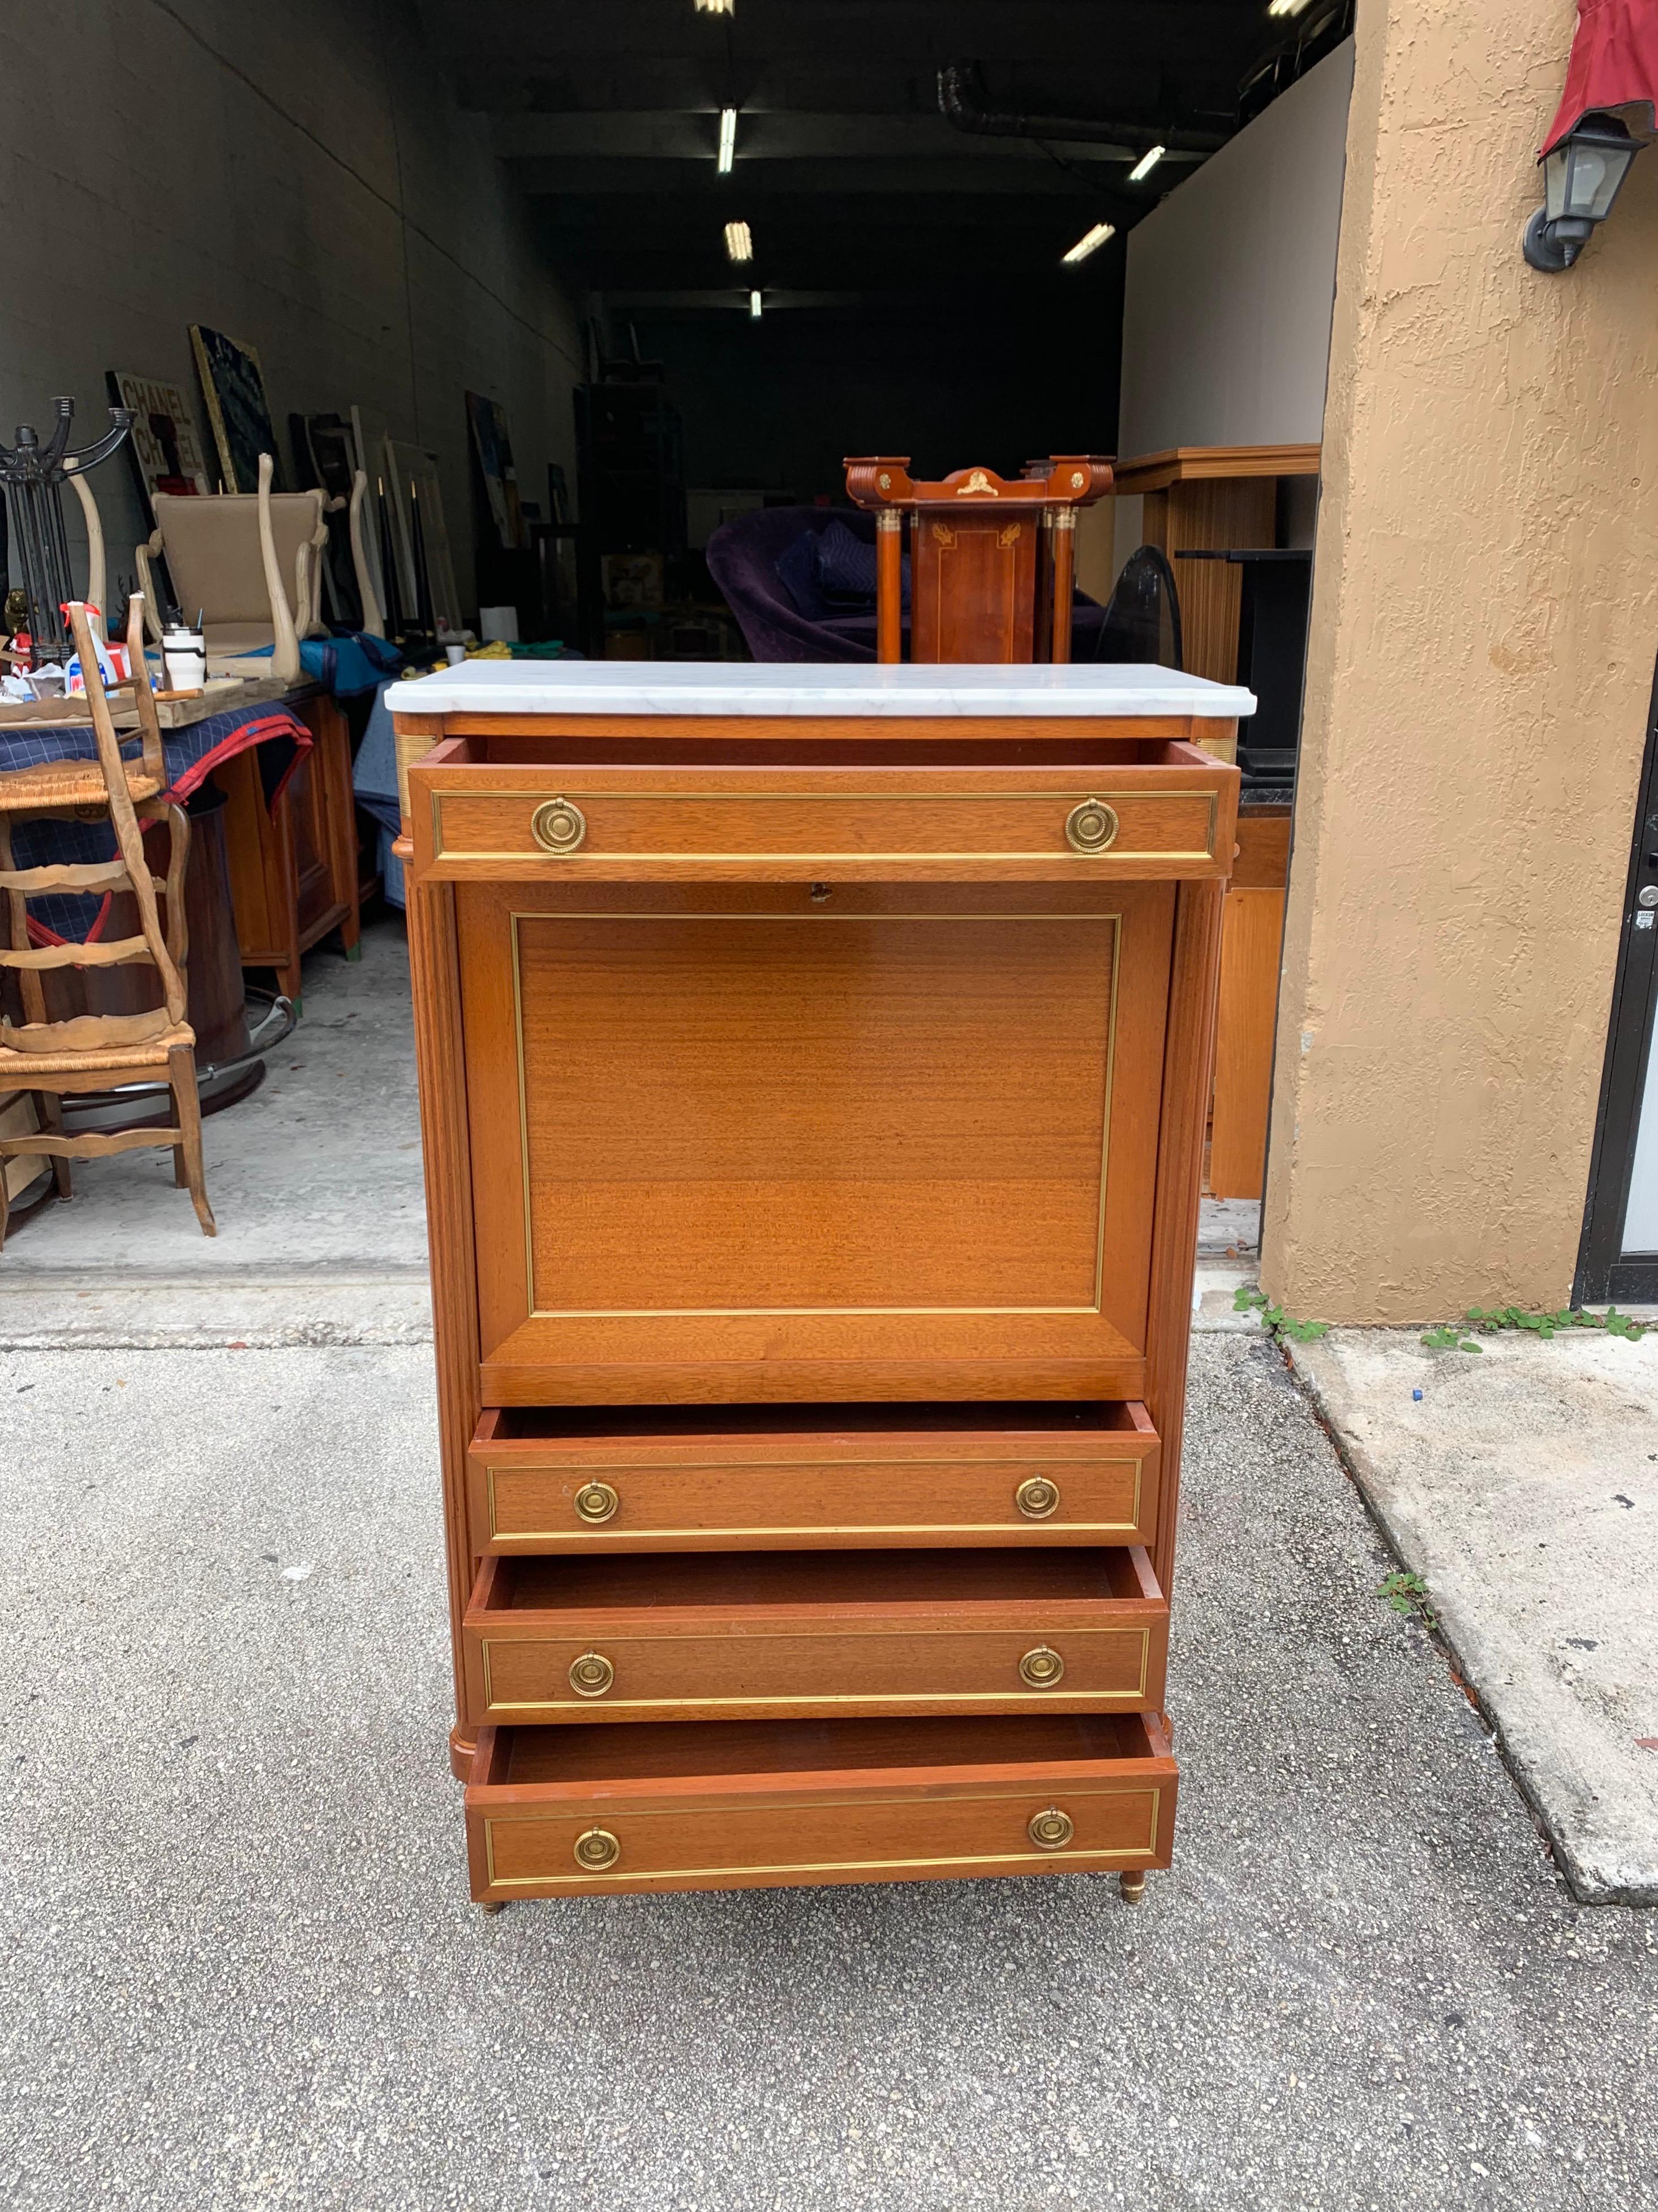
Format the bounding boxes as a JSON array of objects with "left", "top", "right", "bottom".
[{"left": 706, "top": 503, "right": 1108, "bottom": 663}]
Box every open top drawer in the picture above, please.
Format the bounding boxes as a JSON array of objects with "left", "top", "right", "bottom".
[
  {"left": 466, "top": 1709, "right": 1178, "bottom": 1898},
  {"left": 406, "top": 739, "right": 1238, "bottom": 886},
  {"left": 468, "top": 1401, "right": 1162, "bottom": 1553}
]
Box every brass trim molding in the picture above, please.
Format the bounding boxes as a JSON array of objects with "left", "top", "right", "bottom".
[{"left": 509, "top": 910, "right": 1122, "bottom": 1322}]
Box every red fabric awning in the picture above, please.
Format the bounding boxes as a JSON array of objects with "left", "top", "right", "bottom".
[{"left": 1541, "top": 0, "right": 1658, "bottom": 156}]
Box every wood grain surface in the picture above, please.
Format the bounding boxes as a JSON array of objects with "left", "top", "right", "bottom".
[
  {"left": 411, "top": 758, "right": 1235, "bottom": 886},
  {"left": 462, "top": 1545, "right": 1169, "bottom": 1723},
  {"left": 456, "top": 880, "right": 1173, "bottom": 1405},
  {"left": 465, "top": 1710, "right": 1177, "bottom": 1897},
  {"left": 466, "top": 1401, "right": 1161, "bottom": 1552}
]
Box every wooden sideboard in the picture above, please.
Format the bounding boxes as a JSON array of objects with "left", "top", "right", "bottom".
[
  {"left": 392, "top": 660, "right": 1245, "bottom": 1906},
  {"left": 220, "top": 687, "right": 361, "bottom": 1009},
  {"left": 1108, "top": 445, "right": 1320, "bottom": 689},
  {"left": 1210, "top": 804, "right": 1291, "bottom": 1200}
]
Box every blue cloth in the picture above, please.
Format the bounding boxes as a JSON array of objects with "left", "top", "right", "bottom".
[
  {"left": 814, "top": 518, "right": 881, "bottom": 602},
  {"left": 774, "top": 517, "right": 909, "bottom": 622},
  {"left": 351, "top": 681, "right": 405, "bottom": 909},
  {"left": 774, "top": 531, "right": 830, "bottom": 621},
  {"left": 225, "top": 632, "right": 404, "bottom": 698},
  {"left": 301, "top": 632, "right": 403, "bottom": 697},
  {"left": 1, "top": 703, "right": 310, "bottom": 940}
]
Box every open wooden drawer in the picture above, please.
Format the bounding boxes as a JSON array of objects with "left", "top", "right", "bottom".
[
  {"left": 467, "top": 1401, "right": 1162, "bottom": 1553},
  {"left": 408, "top": 741, "right": 1236, "bottom": 886},
  {"left": 462, "top": 1546, "right": 1168, "bottom": 1724},
  {"left": 466, "top": 1710, "right": 1178, "bottom": 1898}
]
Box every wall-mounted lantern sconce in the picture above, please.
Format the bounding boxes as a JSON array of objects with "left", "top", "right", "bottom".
[
  {"left": 1524, "top": 111, "right": 1640, "bottom": 268},
  {"left": 1524, "top": 1, "right": 1657, "bottom": 272}
]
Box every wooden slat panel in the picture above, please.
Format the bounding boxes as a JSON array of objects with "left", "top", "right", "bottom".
[
  {"left": 2, "top": 935, "right": 153, "bottom": 970},
  {"left": 0, "top": 860, "right": 134, "bottom": 894},
  {"left": 1210, "top": 885, "right": 1288, "bottom": 1201},
  {"left": 1141, "top": 478, "right": 1278, "bottom": 687}
]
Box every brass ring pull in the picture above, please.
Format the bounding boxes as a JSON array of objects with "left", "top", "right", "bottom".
[
  {"left": 531, "top": 796, "right": 587, "bottom": 854},
  {"left": 568, "top": 1650, "right": 615, "bottom": 1698},
  {"left": 1028, "top": 1806, "right": 1075, "bottom": 1851},
  {"left": 573, "top": 1827, "right": 621, "bottom": 1871},
  {"left": 1065, "top": 798, "right": 1118, "bottom": 854},
  {"left": 574, "top": 1480, "right": 620, "bottom": 1525},
  {"left": 1018, "top": 1645, "right": 1066, "bottom": 1689},
  {"left": 1015, "top": 1476, "right": 1060, "bottom": 1520}
]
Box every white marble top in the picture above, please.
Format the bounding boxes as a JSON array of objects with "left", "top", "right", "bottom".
[{"left": 385, "top": 660, "right": 1255, "bottom": 720}]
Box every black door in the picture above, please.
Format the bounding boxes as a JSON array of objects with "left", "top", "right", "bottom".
[{"left": 1577, "top": 656, "right": 1658, "bottom": 1302}]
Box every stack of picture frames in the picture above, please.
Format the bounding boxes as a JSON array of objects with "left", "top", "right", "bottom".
[{"left": 109, "top": 330, "right": 468, "bottom": 647}]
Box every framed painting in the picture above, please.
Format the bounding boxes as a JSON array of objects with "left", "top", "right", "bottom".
[
  {"left": 106, "top": 372, "right": 212, "bottom": 517},
  {"left": 466, "top": 390, "right": 525, "bottom": 550},
  {"left": 387, "top": 440, "right": 464, "bottom": 639},
  {"left": 188, "top": 325, "right": 280, "bottom": 494}
]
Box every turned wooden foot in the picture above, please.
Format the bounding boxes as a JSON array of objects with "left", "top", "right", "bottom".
[{"left": 1119, "top": 1870, "right": 1148, "bottom": 1904}]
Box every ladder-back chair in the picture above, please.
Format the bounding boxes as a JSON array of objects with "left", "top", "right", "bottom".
[{"left": 0, "top": 599, "right": 215, "bottom": 1247}]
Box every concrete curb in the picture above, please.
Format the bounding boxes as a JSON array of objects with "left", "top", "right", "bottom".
[
  {"left": 1286, "top": 1329, "right": 1658, "bottom": 1908},
  {"left": 0, "top": 1276, "right": 435, "bottom": 1350}
]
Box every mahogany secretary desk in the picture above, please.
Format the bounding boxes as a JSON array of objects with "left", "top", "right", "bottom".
[{"left": 388, "top": 659, "right": 1249, "bottom": 1907}]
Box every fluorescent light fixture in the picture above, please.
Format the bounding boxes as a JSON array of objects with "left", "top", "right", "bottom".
[
  {"left": 749, "top": 289, "right": 763, "bottom": 317},
  {"left": 1062, "top": 220, "right": 1115, "bottom": 265},
  {"left": 694, "top": 0, "right": 733, "bottom": 13},
  {"left": 724, "top": 219, "right": 754, "bottom": 261},
  {"left": 1266, "top": 0, "right": 1314, "bottom": 15},
  {"left": 1128, "top": 145, "right": 1165, "bottom": 182},
  {"left": 718, "top": 109, "right": 737, "bottom": 172}
]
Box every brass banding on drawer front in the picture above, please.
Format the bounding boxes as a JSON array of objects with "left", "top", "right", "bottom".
[
  {"left": 465, "top": 1713, "right": 1179, "bottom": 1897},
  {"left": 474, "top": 1625, "right": 1154, "bottom": 1720},
  {"left": 483, "top": 1785, "right": 1163, "bottom": 1890},
  {"left": 429, "top": 786, "right": 1219, "bottom": 868},
  {"left": 467, "top": 1439, "right": 1159, "bottom": 1554}
]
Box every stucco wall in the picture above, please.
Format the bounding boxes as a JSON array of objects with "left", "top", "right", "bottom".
[
  {"left": 1263, "top": 0, "right": 1658, "bottom": 1322},
  {"left": 0, "top": 0, "right": 585, "bottom": 616}
]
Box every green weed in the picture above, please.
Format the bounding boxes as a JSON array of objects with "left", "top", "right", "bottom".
[
  {"left": 1423, "top": 1305, "right": 1647, "bottom": 1351},
  {"left": 1376, "top": 1569, "right": 1436, "bottom": 1629},
  {"left": 1232, "top": 1286, "right": 1330, "bottom": 1343}
]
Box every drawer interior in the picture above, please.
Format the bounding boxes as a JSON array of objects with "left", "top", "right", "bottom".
[
  {"left": 478, "top": 1545, "right": 1158, "bottom": 1616},
  {"left": 480, "top": 1400, "right": 1154, "bottom": 1447},
  {"left": 424, "top": 734, "right": 1207, "bottom": 771},
  {"left": 478, "top": 1710, "right": 1167, "bottom": 1787}
]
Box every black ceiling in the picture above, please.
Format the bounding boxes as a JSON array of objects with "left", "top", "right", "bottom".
[{"left": 416, "top": 0, "right": 1351, "bottom": 314}]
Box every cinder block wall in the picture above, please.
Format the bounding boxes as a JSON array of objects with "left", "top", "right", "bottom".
[{"left": 0, "top": 0, "right": 585, "bottom": 620}]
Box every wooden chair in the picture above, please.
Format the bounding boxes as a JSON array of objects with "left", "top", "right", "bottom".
[
  {"left": 844, "top": 455, "right": 1113, "bottom": 663},
  {"left": 0, "top": 599, "right": 215, "bottom": 1247},
  {"left": 135, "top": 454, "right": 337, "bottom": 681}
]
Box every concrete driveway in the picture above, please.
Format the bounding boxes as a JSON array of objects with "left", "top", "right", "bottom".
[{"left": 3, "top": 1332, "right": 1652, "bottom": 2211}]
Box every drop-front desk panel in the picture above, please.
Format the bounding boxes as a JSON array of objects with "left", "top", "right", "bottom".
[{"left": 391, "top": 661, "right": 1248, "bottom": 1905}]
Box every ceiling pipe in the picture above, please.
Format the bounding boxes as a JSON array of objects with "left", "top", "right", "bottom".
[{"left": 937, "top": 61, "right": 1226, "bottom": 156}]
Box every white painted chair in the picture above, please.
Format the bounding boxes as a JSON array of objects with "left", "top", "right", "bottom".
[{"left": 136, "top": 454, "right": 375, "bottom": 681}]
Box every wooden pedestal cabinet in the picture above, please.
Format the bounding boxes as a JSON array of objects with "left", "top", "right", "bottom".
[{"left": 394, "top": 665, "right": 1239, "bottom": 1907}]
